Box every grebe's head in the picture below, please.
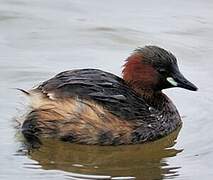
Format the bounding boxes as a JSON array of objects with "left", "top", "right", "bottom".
[{"left": 122, "top": 46, "right": 198, "bottom": 92}]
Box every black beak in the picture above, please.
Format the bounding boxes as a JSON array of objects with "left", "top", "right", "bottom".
[{"left": 171, "top": 71, "right": 198, "bottom": 91}]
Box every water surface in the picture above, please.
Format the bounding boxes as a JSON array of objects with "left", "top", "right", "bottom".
[{"left": 0, "top": 0, "right": 213, "bottom": 179}]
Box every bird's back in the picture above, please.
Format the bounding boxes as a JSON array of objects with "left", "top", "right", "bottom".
[{"left": 36, "top": 69, "right": 151, "bottom": 120}]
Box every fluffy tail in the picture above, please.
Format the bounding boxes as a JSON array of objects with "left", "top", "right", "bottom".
[{"left": 17, "top": 88, "right": 42, "bottom": 147}]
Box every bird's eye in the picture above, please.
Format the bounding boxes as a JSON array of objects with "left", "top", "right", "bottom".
[{"left": 158, "top": 68, "right": 167, "bottom": 74}]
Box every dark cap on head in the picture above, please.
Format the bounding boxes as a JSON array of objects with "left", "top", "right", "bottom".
[{"left": 134, "top": 46, "right": 177, "bottom": 68}]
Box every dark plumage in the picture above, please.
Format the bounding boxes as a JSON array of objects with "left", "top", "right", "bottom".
[
  {"left": 37, "top": 69, "right": 150, "bottom": 120},
  {"left": 21, "top": 46, "right": 197, "bottom": 145}
]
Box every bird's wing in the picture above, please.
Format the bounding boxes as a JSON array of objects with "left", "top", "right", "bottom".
[{"left": 34, "top": 69, "right": 150, "bottom": 120}]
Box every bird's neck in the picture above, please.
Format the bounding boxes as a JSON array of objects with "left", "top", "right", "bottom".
[{"left": 134, "top": 88, "right": 173, "bottom": 112}]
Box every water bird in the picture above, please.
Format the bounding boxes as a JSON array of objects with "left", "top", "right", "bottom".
[{"left": 20, "top": 46, "right": 197, "bottom": 145}]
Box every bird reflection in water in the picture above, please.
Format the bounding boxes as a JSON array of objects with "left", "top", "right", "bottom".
[{"left": 17, "top": 127, "right": 182, "bottom": 180}]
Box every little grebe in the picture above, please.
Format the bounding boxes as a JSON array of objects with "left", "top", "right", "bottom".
[{"left": 21, "top": 46, "right": 197, "bottom": 145}]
